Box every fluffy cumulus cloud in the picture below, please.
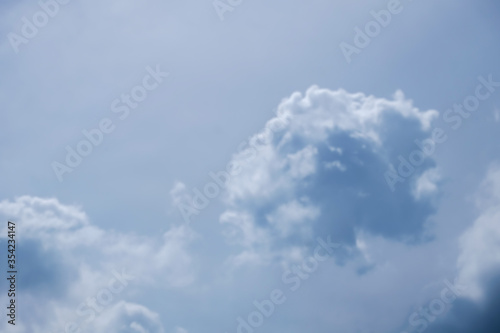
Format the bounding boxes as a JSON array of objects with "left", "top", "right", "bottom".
[
  {"left": 220, "top": 86, "right": 441, "bottom": 264},
  {"left": 0, "top": 196, "right": 195, "bottom": 333}
]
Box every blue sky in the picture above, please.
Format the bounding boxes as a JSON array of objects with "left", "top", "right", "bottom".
[{"left": 0, "top": 0, "right": 500, "bottom": 332}]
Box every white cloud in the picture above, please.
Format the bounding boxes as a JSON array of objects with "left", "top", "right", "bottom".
[
  {"left": 0, "top": 195, "right": 196, "bottom": 333},
  {"left": 173, "top": 327, "right": 188, "bottom": 333},
  {"left": 170, "top": 182, "right": 191, "bottom": 208},
  {"left": 413, "top": 168, "right": 440, "bottom": 200},
  {"left": 287, "top": 145, "right": 318, "bottom": 179},
  {"left": 266, "top": 199, "right": 320, "bottom": 238},
  {"left": 86, "top": 301, "right": 165, "bottom": 333},
  {"left": 219, "top": 86, "right": 440, "bottom": 266},
  {"left": 324, "top": 160, "right": 347, "bottom": 171}
]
